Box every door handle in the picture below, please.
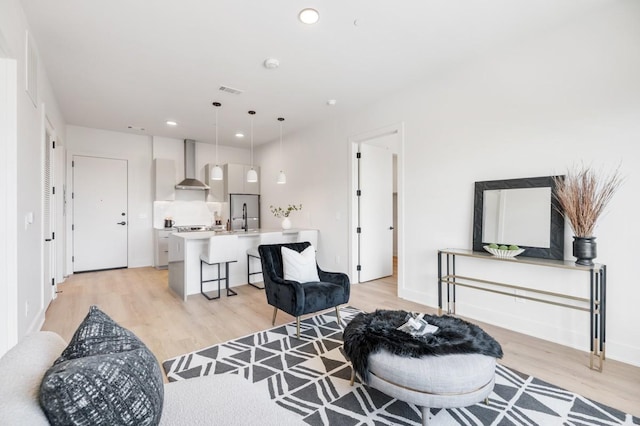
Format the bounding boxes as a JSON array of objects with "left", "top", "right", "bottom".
[
  {"left": 389, "top": 226, "right": 394, "bottom": 230},
  {"left": 117, "top": 221, "right": 127, "bottom": 226}
]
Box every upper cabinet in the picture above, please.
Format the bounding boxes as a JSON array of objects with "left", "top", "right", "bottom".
[
  {"left": 154, "top": 158, "right": 176, "bottom": 201},
  {"left": 204, "top": 163, "right": 260, "bottom": 200},
  {"left": 224, "top": 163, "right": 260, "bottom": 197}
]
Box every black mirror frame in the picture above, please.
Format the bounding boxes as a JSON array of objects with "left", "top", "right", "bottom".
[{"left": 472, "top": 176, "right": 565, "bottom": 260}]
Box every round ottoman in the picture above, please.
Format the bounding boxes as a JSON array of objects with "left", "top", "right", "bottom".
[
  {"left": 343, "top": 310, "right": 502, "bottom": 426},
  {"left": 367, "top": 351, "right": 496, "bottom": 424}
]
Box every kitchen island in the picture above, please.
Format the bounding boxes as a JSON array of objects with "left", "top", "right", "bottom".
[{"left": 168, "top": 229, "right": 318, "bottom": 301}]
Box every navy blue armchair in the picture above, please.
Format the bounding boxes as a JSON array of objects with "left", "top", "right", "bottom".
[{"left": 258, "top": 242, "right": 350, "bottom": 338}]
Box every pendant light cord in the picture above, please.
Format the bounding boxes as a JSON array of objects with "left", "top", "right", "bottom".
[
  {"left": 251, "top": 115, "right": 253, "bottom": 168},
  {"left": 249, "top": 111, "right": 255, "bottom": 168},
  {"left": 215, "top": 107, "right": 219, "bottom": 164},
  {"left": 212, "top": 101, "right": 221, "bottom": 165},
  {"left": 279, "top": 120, "right": 283, "bottom": 167},
  {"left": 278, "top": 117, "right": 285, "bottom": 170}
]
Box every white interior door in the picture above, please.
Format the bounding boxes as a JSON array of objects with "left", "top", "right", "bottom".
[
  {"left": 73, "top": 156, "right": 128, "bottom": 272},
  {"left": 358, "top": 143, "right": 393, "bottom": 282}
]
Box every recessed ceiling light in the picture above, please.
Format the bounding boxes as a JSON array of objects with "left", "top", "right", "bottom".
[
  {"left": 264, "top": 58, "right": 280, "bottom": 69},
  {"left": 166, "top": 120, "right": 177, "bottom": 126},
  {"left": 235, "top": 132, "right": 245, "bottom": 138},
  {"left": 299, "top": 8, "right": 319, "bottom": 24}
]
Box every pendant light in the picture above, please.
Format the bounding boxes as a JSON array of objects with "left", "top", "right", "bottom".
[
  {"left": 211, "top": 102, "right": 223, "bottom": 180},
  {"left": 246, "top": 110, "right": 258, "bottom": 183},
  {"left": 277, "top": 117, "right": 286, "bottom": 184}
]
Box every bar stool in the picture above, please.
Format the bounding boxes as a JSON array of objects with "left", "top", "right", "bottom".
[
  {"left": 200, "top": 235, "right": 238, "bottom": 300},
  {"left": 247, "top": 232, "right": 286, "bottom": 289}
]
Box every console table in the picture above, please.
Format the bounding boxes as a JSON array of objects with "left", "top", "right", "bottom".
[{"left": 437, "top": 248, "right": 606, "bottom": 371}]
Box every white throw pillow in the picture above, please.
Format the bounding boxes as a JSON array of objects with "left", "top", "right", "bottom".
[{"left": 282, "top": 246, "right": 320, "bottom": 283}]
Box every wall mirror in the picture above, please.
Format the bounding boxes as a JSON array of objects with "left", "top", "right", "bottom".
[{"left": 472, "top": 176, "right": 565, "bottom": 260}]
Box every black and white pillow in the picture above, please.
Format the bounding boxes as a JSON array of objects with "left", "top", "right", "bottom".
[{"left": 39, "top": 306, "right": 164, "bottom": 426}]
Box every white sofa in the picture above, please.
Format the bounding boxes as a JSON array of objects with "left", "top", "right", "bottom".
[{"left": 0, "top": 331, "right": 301, "bottom": 426}]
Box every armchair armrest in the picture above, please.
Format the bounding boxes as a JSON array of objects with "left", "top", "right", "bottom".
[{"left": 318, "top": 269, "right": 350, "bottom": 298}]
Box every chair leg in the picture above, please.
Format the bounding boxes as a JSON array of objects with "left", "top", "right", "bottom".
[
  {"left": 272, "top": 307, "right": 278, "bottom": 325},
  {"left": 349, "top": 367, "right": 355, "bottom": 386},
  {"left": 335, "top": 306, "right": 342, "bottom": 327},
  {"left": 421, "top": 406, "right": 430, "bottom": 426},
  {"left": 200, "top": 260, "right": 221, "bottom": 300},
  {"left": 247, "top": 254, "right": 265, "bottom": 290},
  {"left": 225, "top": 262, "right": 237, "bottom": 297},
  {"left": 296, "top": 317, "right": 301, "bottom": 339}
]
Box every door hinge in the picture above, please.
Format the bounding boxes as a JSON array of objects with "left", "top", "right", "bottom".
[
  {"left": 72, "top": 192, "right": 74, "bottom": 199},
  {"left": 51, "top": 278, "right": 55, "bottom": 286},
  {"left": 72, "top": 256, "right": 74, "bottom": 262},
  {"left": 52, "top": 141, "right": 56, "bottom": 149},
  {"left": 356, "top": 265, "right": 361, "bottom": 271},
  {"left": 356, "top": 152, "right": 361, "bottom": 159},
  {"left": 52, "top": 232, "right": 55, "bottom": 240},
  {"left": 52, "top": 186, "right": 55, "bottom": 195},
  {"left": 72, "top": 160, "right": 74, "bottom": 167},
  {"left": 72, "top": 224, "right": 74, "bottom": 231},
  {"left": 356, "top": 189, "right": 361, "bottom": 196},
  {"left": 356, "top": 227, "right": 361, "bottom": 234}
]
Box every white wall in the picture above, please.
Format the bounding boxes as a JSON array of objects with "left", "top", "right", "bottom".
[
  {"left": 0, "top": 0, "right": 67, "bottom": 351},
  {"left": 66, "top": 126, "right": 154, "bottom": 268},
  {"left": 257, "top": 2, "right": 640, "bottom": 366},
  {"left": 258, "top": 119, "right": 351, "bottom": 268}
]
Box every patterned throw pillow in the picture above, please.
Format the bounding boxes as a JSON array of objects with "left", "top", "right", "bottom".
[{"left": 39, "top": 306, "right": 164, "bottom": 426}]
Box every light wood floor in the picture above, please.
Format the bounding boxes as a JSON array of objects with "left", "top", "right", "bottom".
[{"left": 42, "top": 266, "right": 640, "bottom": 417}]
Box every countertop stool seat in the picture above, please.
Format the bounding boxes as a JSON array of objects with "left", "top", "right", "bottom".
[{"left": 200, "top": 235, "right": 238, "bottom": 300}]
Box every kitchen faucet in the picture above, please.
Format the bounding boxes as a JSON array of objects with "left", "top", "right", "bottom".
[{"left": 242, "top": 203, "right": 248, "bottom": 232}]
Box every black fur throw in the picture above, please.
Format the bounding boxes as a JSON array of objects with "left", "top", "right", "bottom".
[{"left": 343, "top": 310, "right": 503, "bottom": 383}]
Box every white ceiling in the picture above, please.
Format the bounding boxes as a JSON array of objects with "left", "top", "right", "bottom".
[{"left": 20, "top": 0, "right": 603, "bottom": 147}]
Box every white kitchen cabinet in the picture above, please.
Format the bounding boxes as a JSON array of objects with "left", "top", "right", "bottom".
[
  {"left": 204, "top": 164, "right": 225, "bottom": 202},
  {"left": 154, "top": 229, "right": 173, "bottom": 269},
  {"left": 224, "top": 163, "right": 260, "bottom": 198},
  {"left": 154, "top": 158, "right": 176, "bottom": 201}
]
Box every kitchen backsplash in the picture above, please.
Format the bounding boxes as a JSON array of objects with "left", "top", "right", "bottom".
[{"left": 153, "top": 200, "right": 227, "bottom": 229}]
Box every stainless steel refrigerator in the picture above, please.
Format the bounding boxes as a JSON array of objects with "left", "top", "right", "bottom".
[{"left": 229, "top": 194, "right": 260, "bottom": 231}]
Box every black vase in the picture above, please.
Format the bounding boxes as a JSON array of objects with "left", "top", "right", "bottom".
[{"left": 573, "top": 236, "right": 597, "bottom": 266}]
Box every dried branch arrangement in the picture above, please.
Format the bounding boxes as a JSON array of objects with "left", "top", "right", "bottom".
[
  {"left": 269, "top": 204, "right": 302, "bottom": 218},
  {"left": 553, "top": 165, "right": 623, "bottom": 237}
]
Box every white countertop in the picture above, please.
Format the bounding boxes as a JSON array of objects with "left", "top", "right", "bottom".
[
  {"left": 170, "top": 228, "right": 311, "bottom": 240},
  {"left": 167, "top": 228, "right": 319, "bottom": 300}
]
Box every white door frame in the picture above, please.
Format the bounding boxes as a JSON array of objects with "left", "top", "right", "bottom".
[
  {"left": 41, "top": 110, "right": 57, "bottom": 303},
  {"left": 0, "top": 32, "right": 19, "bottom": 355},
  {"left": 349, "top": 122, "right": 405, "bottom": 296},
  {"left": 54, "top": 144, "right": 66, "bottom": 283}
]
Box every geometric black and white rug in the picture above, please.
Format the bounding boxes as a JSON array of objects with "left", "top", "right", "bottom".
[{"left": 163, "top": 306, "right": 639, "bottom": 425}]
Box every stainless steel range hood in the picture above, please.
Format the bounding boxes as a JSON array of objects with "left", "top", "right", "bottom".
[{"left": 176, "top": 139, "right": 209, "bottom": 190}]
